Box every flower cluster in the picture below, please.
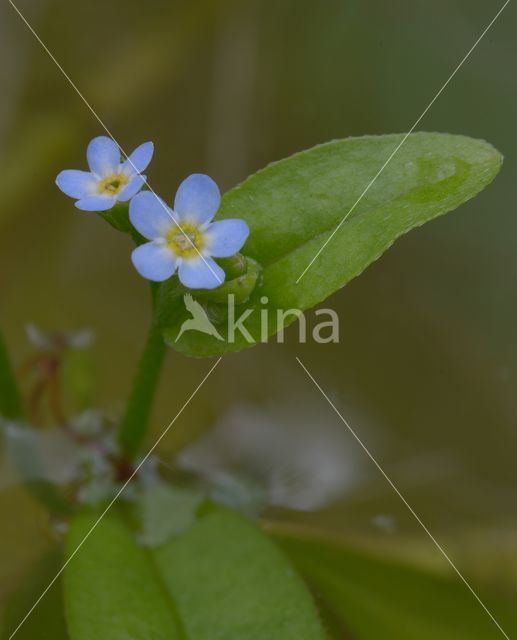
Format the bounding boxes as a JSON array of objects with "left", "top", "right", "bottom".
[{"left": 56, "top": 136, "right": 249, "bottom": 290}]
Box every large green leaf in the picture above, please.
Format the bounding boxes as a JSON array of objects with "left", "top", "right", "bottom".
[
  {"left": 151, "top": 505, "right": 326, "bottom": 640},
  {"left": 64, "top": 506, "right": 325, "bottom": 639},
  {"left": 279, "top": 534, "right": 517, "bottom": 640},
  {"left": 165, "top": 133, "right": 502, "bottom": 356},
  {"left": 63, "top": 512, "right": 183, "bottom": 640}
]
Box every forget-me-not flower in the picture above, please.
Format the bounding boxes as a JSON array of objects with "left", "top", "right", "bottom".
[
  {"left": 129, "top": 174, "right": 249, "bottom": 289},
  {"left": 56, "top": 136, "right": 153, "bottom": 211}
]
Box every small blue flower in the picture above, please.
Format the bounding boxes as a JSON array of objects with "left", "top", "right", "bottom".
[
  {"left": 129, "top": 174, "right": 249, "bottom": 290},
  {"left": 56, "top": 136, "right": 154, "bottom": 212}
]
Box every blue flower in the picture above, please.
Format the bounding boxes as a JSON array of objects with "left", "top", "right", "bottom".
[
  {"left": 129, "top": 174, "right": 249, "bottom": 290},
  {"left": 56, "top": 136, "right": 154, "bottom": 211}
]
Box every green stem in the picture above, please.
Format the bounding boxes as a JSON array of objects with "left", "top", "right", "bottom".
[
  {"left": 0, "top": 329, "right": 24, "bottom": 420},
  {"left": 117, "top": 294, "right": 168, "bottom": 460}
]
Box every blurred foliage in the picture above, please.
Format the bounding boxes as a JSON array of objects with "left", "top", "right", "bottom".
[
  {"left": 1, "top": 548, "right": 67, "bottom": 640},
  {"left": 280, "top": 533, "right": 517, "bottom": 639},
  {"left": 4, "top": 505, "right": 517, "bottom": 639}
]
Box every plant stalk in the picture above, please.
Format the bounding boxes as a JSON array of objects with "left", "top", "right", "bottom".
[{"left": 117, "top": 285, "right": 169, "bottom": 459}]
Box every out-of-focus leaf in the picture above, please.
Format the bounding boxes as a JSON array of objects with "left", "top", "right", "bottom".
[
  {"left": 133, "top": 484, "right": 203, "bottom": 546},
  {"left": 152, "top": 505, "right": 326, "bottom": 639},
  {"left": 165, "top": 133, "right": 502, "bottom": 356},
  {"left": 1, "top": 548, "right": 68, "bottom": 640},
  {"left": 63, "top": 512, "right": 182, "bottom": 640},
  {"left": 278, "top": 534, "right": 517, "bottom": 640},
  {"left": 60, "top": 350, "right": 95, "bottom": 412},
  {"left": 1, "top": 420, "right": 72, "bottom": 515}
]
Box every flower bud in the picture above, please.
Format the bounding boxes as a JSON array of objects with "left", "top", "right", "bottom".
[{"left": 198, "top": 256, "right": 262, "bottom": 304}]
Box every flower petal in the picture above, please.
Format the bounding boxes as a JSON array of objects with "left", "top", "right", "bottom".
[
  {"left": 204, "top": 219, "right": 250, "bottom": 258},
  {"left": 75, "top": 195, "right": 116, "bottom": 211},
  {"left": 178, "top": 256, "right": 225, "bottom": 290},
  {"left": 174, "top": 174, "right": 220, "bottom": 224},
  {"left": 56, "top": 170, "right": 98, "bottom": 199},
  {"left": 129, "top": 191, "right": 175, "bottom": 240},
  {"left": 121, "top": 141, "right": 154, "bottom": 175},
  {"left": 117, "top": 174, "right": 146, "bottom": 202},
  {"left": 87, "top": 136, "right": 121, "bottom": 176},
  {"left": 131, "top": 242, "right": 178, "bottom": 282}
]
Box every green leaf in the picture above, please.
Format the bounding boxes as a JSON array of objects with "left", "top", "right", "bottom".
[
  {"left": 151, "top": 505, "right": 326, "bottom": 640},
  {"left": 63, "top": 512, "right": 183, "bottom": 640},
  {"left": 279, "top": 534, "right": 517, "bottom": 640},
  {"left": 165, "top": 133, "right": 502, "bottom": 356}
]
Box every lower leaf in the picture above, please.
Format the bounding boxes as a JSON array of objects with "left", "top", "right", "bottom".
[
  {"left": 151, "top": 505, "right": 326, "bottom": 640},
  {"left": 63, "top": 512, "right": 183, "bottom": 640}
]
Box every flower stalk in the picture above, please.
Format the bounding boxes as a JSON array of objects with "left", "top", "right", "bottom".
[{"left": 117, "top": 314, "right": 167, "bottom": 459}]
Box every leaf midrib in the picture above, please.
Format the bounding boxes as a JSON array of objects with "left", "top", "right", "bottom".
[{"left": 143, "top": 546, "right": 190, "bottom": 640}]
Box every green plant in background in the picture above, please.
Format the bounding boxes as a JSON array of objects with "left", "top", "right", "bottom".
[{"left": 0, "top": 131, "right": 510, "bottom": 639}]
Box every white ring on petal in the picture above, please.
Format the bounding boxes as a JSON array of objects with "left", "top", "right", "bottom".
[{"left": 117, "top": 174, "right": 146, "bottom": 202}]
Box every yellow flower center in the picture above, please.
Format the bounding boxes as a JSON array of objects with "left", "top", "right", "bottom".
[
  {"left": 98, "top": 173, "right": 128, "bottom": 195},
  {"left": 166, "top": 223, "right": 205, "bottom": 258}
]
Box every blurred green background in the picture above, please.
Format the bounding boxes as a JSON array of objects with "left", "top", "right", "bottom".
[{"left": 1, "top": 0, "right": 516, "bottom": 630}]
